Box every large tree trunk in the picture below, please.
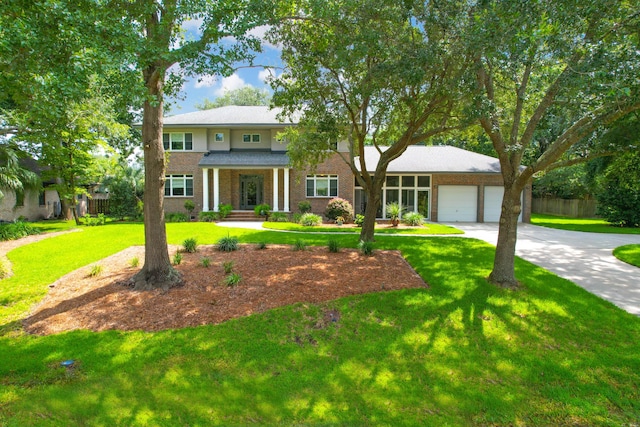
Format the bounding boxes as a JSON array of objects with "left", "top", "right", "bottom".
[
  {"left": 488, "top": 183, "right": 523, "bottom": 289},
  {"left": 60, "top": 199, "right": 74, "bottom": 221},
  {"left": 132, "top": 68, "right": 182, "bottom": 291},
  {"left": 359, "top": 180, "right": 383, "bottom": 242}
]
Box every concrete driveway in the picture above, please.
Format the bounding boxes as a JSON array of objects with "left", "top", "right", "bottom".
[{"left": 452, "top": 223, "right": 640, "bottom": 316}]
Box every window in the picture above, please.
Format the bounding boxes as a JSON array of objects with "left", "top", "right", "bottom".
[
  {"left": 215, "top": 132, "right": 224, "bottom": 142},
  {"left": 16, "top": 191, "right": 24, "bottom": 207},
  {"left": 38, "top": 191, "right": 46, "bottom": 206},
  {"left": 165, "top": 175, "right": 194, "bottom": 197},
  {"left": 354, "top": 174, "right": 431, "bottom": 219},
  {"left": 306, "top": 175, "right": 338, "bottom": 197},
  {"left": 162, "top": 133, "right": 193, "bottom": 151},
  {"left": 243, "top": 133, "right": 261, "bottom": 143}
]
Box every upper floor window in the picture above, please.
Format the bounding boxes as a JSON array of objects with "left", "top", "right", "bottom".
[
  {"left": 243, "top": 133, "right": 261, "bottom": 143},
  {"left": 163, "top": 132, "right": 193, "bottom": 151},
  {"left": 306, "top": 174, "right": 338, "bottom": 198},
  {"left": 165, "top": 174, "right": 193, "bottom": 197}
]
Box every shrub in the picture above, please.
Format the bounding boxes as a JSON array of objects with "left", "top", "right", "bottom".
[
  {"left": 325, "top": 197, "right": 354, "bottom": 222},
  {"left": 386, "top": 202, "right": 403, "bottom": 221},
  {"left": 218, "top": 203, "right": 233, "bottom": 218},
  {"left": 89, "top": 264, "right": 103, "bottom": 277},
  {"left": 223, "top": 260, "right": 234, "bottom": 274},
  {"left": 254, "top": 203, "right": 271, "bottom": 217},
  {"left": 299, "top": 213, "right": 322, "bottom": 226},
  {"left": 184, "top": 200, "right": 196, "bottom": 216},
  {"left": 291, "top": 213, "right": 303, "bottom": 224},
  {"left": 596, "top": 177, "right": 640, "bottom": 227},
  {"left": 403, "top": 212, "right": 424, "bottom": 226},
  {"left": 198, "top": 211, "right": 219, "bottom": 222},
  {"left": 358, "top": 240, "right": 374, "bottom": 256},
  {"left": 182, "top": 237, "right": 198, "bottom": 253},
  {"left": 217, "top": 236, "right": 239, "bottom": 252},
  {"left": 327, "top": 239, "right": 340, "bottom": 253},
  {"left": 298, "top": 200, "right": 312, "bottom": 213},
  {"left": 129, "top": 257, "right": 139, "bottom": 268},
  {"left": 268, "top": 212, "right": 288, "bottom": 222},
  {"left": 82, "top": 213, "right": 106, "bottom": 226},
  {"left": 224, "top": 272, "right": 242, "bottom": 287},
  {"left": 166, "top": 212, "right": 188, "bottom": 222},
  {"left": 354, "top": 214, "right": 365, "bottom": 227},
  {"left": 200, "top": 257, "right": 211, "bottom": 268},
  {"left": 256, "top": 241, "right": 267, "bottom": 250},
  {"left": 0, "top": 221, "right": 41, "bottom": 241},
  {"left": 292, "top": 239, "right": 307, "bottom": 251}
]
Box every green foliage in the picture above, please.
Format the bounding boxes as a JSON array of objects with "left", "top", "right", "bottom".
[
  {"left": 182, "top": 238, "right": 198, "bottom": 253},
  {"left": 218, "top": 204, "right": 233, "bottom": 218},
  {"left": 385, "top": 202, "right": 403, "bottom": 220},
  {"left": 223, "top": 261, "right": 234, "bottom": 274},
  {"left": 263, "top": 221, "right": 464, "bottom": 235},
  {"left": 291, "top": 213, "right": 303, "bottom": 224},
  {"left": 217, "top": 236, "right": 239, "bottom": 252},
  {"left": 200, "top": 257, "right": 211, "bottom": 268},
  {"left": 184, "top": 200, "right": 195, "bottom": 215},
  {"left": 327, "top": 239, "right": 340, "bottom": 253},
  {"left": 256, "top": 241, "right": 267, "bottom": 250},
  {"left": 198, "top": 211, "right": 219, "bottom": 222},
  {"left": 596, "top": 152, "right": 640, "bottom": 227},
  {"left": 268, "top": 212, "right": 288, "bottom": 222},
  {"left": 325, "top": 197, "right": 354, "bottom": 222},
  {"left": 129, "top": 257, "right": 139, "bottom": 268},
  {"left": 292, "top": 239, "right": 307, "bottom": 251},
  {"left": 299, "top": 213, "right": 322, "bottom": 227},
  {"left": 254, "top": 203, "right": 271, "bottom": 217},
  {"left": 0, "top": 221, "right": 41, "bottom": 241},
  {"left": 358, "top": 240, "right": 374, "bottom": 256},
  {"left": 224, "top": 272, "right": 242, "bottom": 287},
  {"left": 195, "top": 87, "right": 271, "bottom": 110},
  {"left": 88, "top": 264, "right": 103, "bottom": 277},
  {"left": 166, "top": 212, "right": 189, "bottom": 223},
  {"left": 0, "top": 143, "right": 40, "bottom": 201},
  {"left": 402, "top": 212, "right": 424, "bottom": 227},
  {"left": 172, "top": 252, "right": 182, "bottom": 265},
  {"left": 82, "top": 213, "right": 106, "bottom": 227},
  {"left": 533, "top": 164, "right": 591, "bottom": 199},
  {"left": 531, "top": 214, "right": 640, "bottom": 234},
  {"left": 298, "top": 200, "right": 312, "bottom": 213},
  {"left": 103, "top": 162, "right": 144, "bottom": 221},
  {"left": 354, "top": 214, "right": 365, "bottom": 227}
]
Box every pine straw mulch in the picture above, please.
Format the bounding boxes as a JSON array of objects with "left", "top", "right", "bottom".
[{"left": 23, "top": 244, "right": 428, "bottom": 335}]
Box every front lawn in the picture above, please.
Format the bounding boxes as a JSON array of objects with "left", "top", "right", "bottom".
[
  {"left": 262, "top": 221, "right": 463, "bottom": 235},
  {"left": 1, "top": 222, "right": 639, "bottom": 425},
  {"left": 613, "top": 244, "right": 640, "bottom": 268},
  {"left": 531, "top": 213, "right": 640, "bottom": 234}
]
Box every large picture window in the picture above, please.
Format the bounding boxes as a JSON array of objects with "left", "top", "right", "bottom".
[
  {"left": 165, "top": 174, "right": 194, "bottom": 197},
  {"left": 354, "top": 174, "right": 431, "bottom": 219},
  {"left": 306, "top": 174, "right": 338, "bottom": 197},
  {"left": 163, "top": 133, "right": 193, "bottom": 151}
]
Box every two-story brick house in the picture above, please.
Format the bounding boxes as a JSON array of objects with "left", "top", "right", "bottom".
[{"left": 161, "top": 105, "right": 530, "bottom": 222}]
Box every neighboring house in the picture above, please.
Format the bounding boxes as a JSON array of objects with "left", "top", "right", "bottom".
[{"left": 161, "top": 106, "right": 531, "bottom": 222}]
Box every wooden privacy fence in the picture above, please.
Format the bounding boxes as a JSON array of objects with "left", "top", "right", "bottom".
[
  {"left": 88, "top": 199, "right": 110, "bottom": 215},
  {"left": 532, "top": 197, "right": 598, "bottom": 218}
]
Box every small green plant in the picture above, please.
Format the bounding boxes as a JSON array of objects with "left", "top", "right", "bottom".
[
  {"left": 0, "top": 221, "right": 41, "bottom": 241},
  {"left": 166, "top": 212, "right": 189, "bottom": 222},
  {"left": 327, "top": 239, "right": 340, "bottom": 253},
  {"left": 200, "top": 257, "right": 211, "bottom": 268},
  {"left": 82, "top": 213, "right": 106, "bottom": 227},
  {"left": 386, "top": 202, "right": 403, "bottom": 225},
  {"left": 358, "top": 240, "right": 375, "bottom": 256},
  {"left": 184, "top": 200, "right": 196, "bottom": 218},
  {"left": 129, "top": 257, "right": 139, "bottom": 268},
  {"left": 217, "top": 236, "right": 239, "bottom": 252},
  {"left": 224, "top": 272, "right": 242, "bottom": 287},
  {"left": 298, "top": 200, "right": 312, "bottom": 213},
  {"left": 268, "top": 212, "right": 288, "bottom": 222},
  {"left": 254, "top": 203, "right": 271, "bottom": 217},
  {"left": 218, "top": 203, "right": 233, "bottom": 218},
  {"left": 173, "top": 252, "right": 183, "bottom": 265},
  {"left": 354, "top": 214, "right": 365, "bottom": 227},
  {"left": 198, "top": 211, "right": 220, "bottom": 222},
  {"left": 182, "top": 237, "right": 198, "bottom": 253},
  {"left": 89, "top": 264, "right": 103, "bottom": 277},
  {"left": 402, "top": 212, "right": 424, "bottom": 226},
  {"left": 292, "top": 239, "right": 308, "bottom": 251},
  {"left": 291, "top": 213, "right": 303, "bottom": 224},
  {"left": 256, "top": 241, "right": 267, "bottom": 250},
  {"left": 223, "top": 260, "right": 235, "bottom": 274},
  {"left": 299, "top": 213, "right": 322, "bottom": 226}
]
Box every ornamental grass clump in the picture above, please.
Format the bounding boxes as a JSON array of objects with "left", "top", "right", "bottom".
[
  {"left": 358, "top": 240, "right": 374, "bottom": 256},
  {"left": 327, "top": 239, "right": 341, "bottom": 253},
  {"left": 182, "top": 237, "right": 198, "bottom": 253},
  {"left": 299, "top": 213, "right": 322, "bottom": 226},
  {"left": 402, "top": 212, "right": 424, "bottom": 226},
  {"left": 217, "top": 236, "right": 239, "bottom": 252}
]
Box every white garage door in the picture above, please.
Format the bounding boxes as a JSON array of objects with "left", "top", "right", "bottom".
[
  {"left": 484, "top": 186, "right": 523, "bottom": 222},
  {"left": 438, "top": 185, "right": 478, "bottom": 222}
]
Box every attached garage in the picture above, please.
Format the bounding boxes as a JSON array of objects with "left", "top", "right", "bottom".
[
  {"left": 484, "top": 186, "right": 523, "bottom": 222},
  {"left": 438, "top": 185, "right": 478, "bottom": 222}
]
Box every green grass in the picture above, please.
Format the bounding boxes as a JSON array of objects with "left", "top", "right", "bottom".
[
  {"left": 31, "top": 220, "right": 81, "bottom": 233},
  {"left": 1, "top": 222, "right": 640, "bottom": 425},
  {"left": 613, "top": 244, "right": 640, "bottom": 267},
  {"left": 531, "top": 213, "right": 640, "bottom": 234},
  {"left": 263, "top": 221, "right": 464, "bottom": 235}
]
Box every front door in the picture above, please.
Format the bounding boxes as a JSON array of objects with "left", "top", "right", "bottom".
[{"left": 240, "top": 175, "right": 264, "bottom": 210}]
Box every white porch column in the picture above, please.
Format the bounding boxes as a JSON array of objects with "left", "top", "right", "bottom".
[
  {"left": 213, "top": 168, "right": 220, "bottom": 212},
  {"left": 284, "top": 167, "right": 290, "bottom": 212},
  {"left": 202, "top": 168, "right": 209, "bottom": 212},
  {"left": 272, "top": 168, "right": 279, "bottom": 212}
]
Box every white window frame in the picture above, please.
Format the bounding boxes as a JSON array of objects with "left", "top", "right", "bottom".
[
  {"left": 306, "top": 174, "right": 338, "bottom": 198},
  {"left": 163, "top": 132, "right": 193, "bottom": 151},
  {"left": 242, "top": 133, "right": 261, "bottom": 143},
  {"left": 165, "top": 174, "right": 194, "bottom": 197},
  {"left": 354, "top": 174, "right": 431, "bottom": 219}
]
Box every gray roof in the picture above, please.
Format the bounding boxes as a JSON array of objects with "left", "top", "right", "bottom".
[
  {"left": 163, "top": 106, "right": 297, "bottom": 127},
  {"left": 198, "top": 151, "right": 290, "bottom": 168},
  {"left": 357, "top": 145, "right": 501, "bottom": 173}
]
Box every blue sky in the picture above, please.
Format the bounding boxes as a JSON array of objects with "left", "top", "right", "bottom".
[{"left": 167, "top": 25, "right": 283, "bottom": 115}]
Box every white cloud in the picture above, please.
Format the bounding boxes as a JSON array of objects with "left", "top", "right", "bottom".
[
  {"left": 182, "top": 17, "right": 204, "bottom": 34},
  {"left": 214, "top": 74, "right": 249, "bottom": 96},
  {"left": 249, "top": 25, "right": 281, "bottom": 51}
]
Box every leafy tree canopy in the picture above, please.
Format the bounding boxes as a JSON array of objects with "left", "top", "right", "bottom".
[{"left": 195, "top": 86, "right": 272, "bottom": 109}]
